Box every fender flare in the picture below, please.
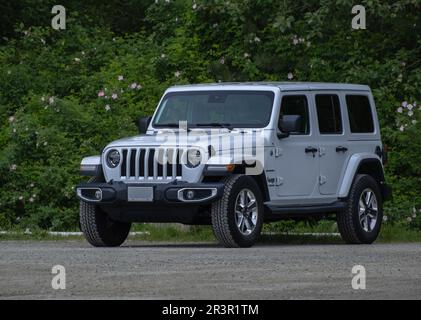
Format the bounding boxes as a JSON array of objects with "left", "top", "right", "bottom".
[
  {"left": 338, "top": 153, "right": 384, "bottom": 198},
  {"left": 80, "top": 155, "right": 102, "bottom": 176}
]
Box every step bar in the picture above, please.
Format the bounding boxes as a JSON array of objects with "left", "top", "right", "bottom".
[{"left": 265, "top": 201, "right": 346, "bottom": 216}]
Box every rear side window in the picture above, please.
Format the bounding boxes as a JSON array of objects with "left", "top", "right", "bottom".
[
  {"left": 280, "top": 95, "right": 310, "bottom": 135},
  {"left": 315, "top": 94, "right": 342, "bottom": 134},
  {"left": 346, "top": 95, "right": 374, "bottom": 133}
]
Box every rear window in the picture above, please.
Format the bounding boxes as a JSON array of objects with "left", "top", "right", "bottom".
[
  {"left": 346, "top": 95, "right": 374, "bottom": 133},
  {"left": 315, "top": 94, "right": 342, "bottom": 134}
]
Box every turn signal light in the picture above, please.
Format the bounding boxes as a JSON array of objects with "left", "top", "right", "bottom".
[{"left": 226, "top": 164, "right": 235, "bottom": 172}]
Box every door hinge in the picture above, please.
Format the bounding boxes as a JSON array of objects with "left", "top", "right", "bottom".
[
  {"left": 267, "top": 176, "right": 284, "bottom": 186},
  {"left": 270, "top": 147, "right": 282, "bottom": 157},
  {"left": 275, "top": 177, "right": 284, "bottom": 186},
  {"left": 319, "top": 175, "right": 327, "bottom": 185}
]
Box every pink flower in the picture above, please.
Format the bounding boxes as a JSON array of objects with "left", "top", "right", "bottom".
[
  {"left": 8, "top": 116, "right": 15, "bottom": 123},
  {"left": 111, "top": 93, "right": 118, "bottom": 100},
  {"left": 118, "top": 75, "right": 124, "bottom": 81},
  {"left": 130, "top": 82, "right": 137, "bottom": 89},
  {"left": 98, "top": 90, "right": 105, "bottom": 97}
]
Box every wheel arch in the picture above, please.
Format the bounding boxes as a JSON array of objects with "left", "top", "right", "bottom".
[{"left": 338, "top": 154, "right": 384, "bottom": 199}]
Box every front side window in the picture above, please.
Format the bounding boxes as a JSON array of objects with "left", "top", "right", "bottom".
[
  {"left": 153, "top": 91, "right": 274, "bottom": 129},
  {"left": 279, "top": 95, "right": 310, "bottom": 135},
  {"left": 346, "top": 95, "right": 374, "bottom": 133},
  {"left": 315, "top": 94, "right": 342, "bottom": 134}
]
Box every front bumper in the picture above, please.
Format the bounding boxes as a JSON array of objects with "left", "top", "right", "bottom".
[{"left": 76, "top": 180, "right": 225, "bottom": 205}]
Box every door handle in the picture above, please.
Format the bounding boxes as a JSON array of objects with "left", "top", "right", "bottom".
[
  {"left": 305, "top": 146, "right": 318, "bottom": 154},
  {"left": 336, "top": 146, "right": 348, "bottom": 153}
]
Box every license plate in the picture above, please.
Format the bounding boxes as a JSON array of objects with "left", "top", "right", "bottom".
[{"left": 127, "top": 187, "right": 154, "bottom": 202}]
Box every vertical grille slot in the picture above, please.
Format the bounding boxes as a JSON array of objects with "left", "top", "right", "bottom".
[
  {"left": 157, "top": 149, "right": 164, "bottom": 177},
  {"left": 148, "top": 149, "right": 155, "bottom": 177},
  {"left": 129, "top": 149, "right": 137, "bottom": 178},
  {"left": 176, "top": 149, "right": 182, "bottom": 177},
  {"left": 139, "top": 149, "right": 146, "bottom": 177},
  {"left": 167, "top": 149, "right": 174, "bottom": 178},
  {"left": 121, "top": 149, "right": 128, "bottom": 177}
]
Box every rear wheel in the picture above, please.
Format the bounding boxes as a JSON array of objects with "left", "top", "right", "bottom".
[
  {"left": 337, "top": 174, "right": 383, "bottom": 244},
  {"left": 211, "top": 175, "right": 264, "bottom": 248},
  {"left": 79, "top": 177, "right": 131, "bottom": 247}
]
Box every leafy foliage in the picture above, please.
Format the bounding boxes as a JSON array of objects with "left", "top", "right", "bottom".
[{"left": 0, "top": 0, "right": 420, "bottom": 230}]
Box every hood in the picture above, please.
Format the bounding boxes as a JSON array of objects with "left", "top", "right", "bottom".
[{"left": 105, "top": 129, "right": 270, "bottom": 151}]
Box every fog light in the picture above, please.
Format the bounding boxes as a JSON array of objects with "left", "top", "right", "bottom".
[
  {"left": 94, "top": 190, "right": 102, "bottom": 200},
  {"left": 186, "top": 190, "right": 195, "bottom": 200}
]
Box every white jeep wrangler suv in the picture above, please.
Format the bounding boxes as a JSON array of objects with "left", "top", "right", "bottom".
[{"left": 76, "top": 82, "right": 391, "bottom": 247}]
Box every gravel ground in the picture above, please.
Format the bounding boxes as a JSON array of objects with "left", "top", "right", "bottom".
[{"left": 0, "top": 240, "right": 420, "bottom": 299}]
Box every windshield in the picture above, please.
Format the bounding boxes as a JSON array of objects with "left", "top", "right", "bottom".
[{"left": 152, "top": 90, "right": 274, "bottom": 129}]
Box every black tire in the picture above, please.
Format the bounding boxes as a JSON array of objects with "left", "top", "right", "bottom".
[
  {"left": 337, "top": 174, "right": 383, "bottom": 244},
  {"left": 79, "top": 177, "right": 131, "bottom": 247},
  {"left": 211, "top": 175, "right": 264, "bottom": 248}
]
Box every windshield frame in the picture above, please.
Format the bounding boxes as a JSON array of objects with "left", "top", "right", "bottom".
[{"left": 151, "top": 89, "right": 276, "bottom": 130}]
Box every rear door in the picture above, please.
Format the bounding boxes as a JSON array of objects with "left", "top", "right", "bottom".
[{"left": 314, "top": 93, "right": 349, "bottom": 195}]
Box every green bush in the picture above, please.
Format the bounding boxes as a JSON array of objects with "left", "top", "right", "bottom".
[{"left": 0, "top": 0, "right": 420, "bottom": 230}]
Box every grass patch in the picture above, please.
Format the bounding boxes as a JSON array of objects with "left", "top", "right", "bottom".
[
  {"left": 1, "top": 222, "right": 421, "bottom": 244},
  {"left": 0, "top": 230, "right": 83, "bottom": 241},
  {"left": 130, "top": 224, "right": 215, "bottom": 242},
  {"left": 378, "top": 224, "right": 421, "bottom": 243}
]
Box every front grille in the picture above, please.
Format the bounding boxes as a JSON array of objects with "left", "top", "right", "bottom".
[{"left": 120, "top": 147, "right": 182, "bottom": 182}]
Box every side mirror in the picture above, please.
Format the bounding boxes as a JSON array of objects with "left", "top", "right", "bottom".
[
  {"left": 278, "top": 115, "right": 302, "bottom": 139},
  {"left": 136, "top": 116, "right": 152, "bottom": 134}
]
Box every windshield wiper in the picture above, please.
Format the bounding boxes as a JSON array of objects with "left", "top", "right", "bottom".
[
  {"left": 154, "top": 123, "right": 181, "bottom": 128},
  {"left": 194, "top": 123, "right": 233, "bottom": 130},
  {"left": 153, "top": 123, "right": 192, "bottom": 131}
]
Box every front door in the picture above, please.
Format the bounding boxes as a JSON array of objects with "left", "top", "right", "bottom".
[{"left": 269, "top": 94, "right": 319, "bottom": 198}]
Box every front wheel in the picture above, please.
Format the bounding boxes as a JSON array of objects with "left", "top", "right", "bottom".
[
  {"left": 337, "top": 174, "right": 383, "bottom": 244},
  {"left": 211, "top": 175, "right": 264, "bottom": 248},
  {"left": 79, "top": 177, "right": 131, "bottom": 247}
]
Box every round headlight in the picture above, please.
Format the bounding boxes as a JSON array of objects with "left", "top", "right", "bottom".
[
  {"left": 106, "top": 149, "right": 120, "bottom": 168},
  {"left": 186, "top": 149, "right": 202, "bottom": 168}
]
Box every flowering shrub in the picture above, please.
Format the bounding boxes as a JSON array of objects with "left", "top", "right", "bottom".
[{"left": 0, "top": 0, "right": 420, "bottom": 230}]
